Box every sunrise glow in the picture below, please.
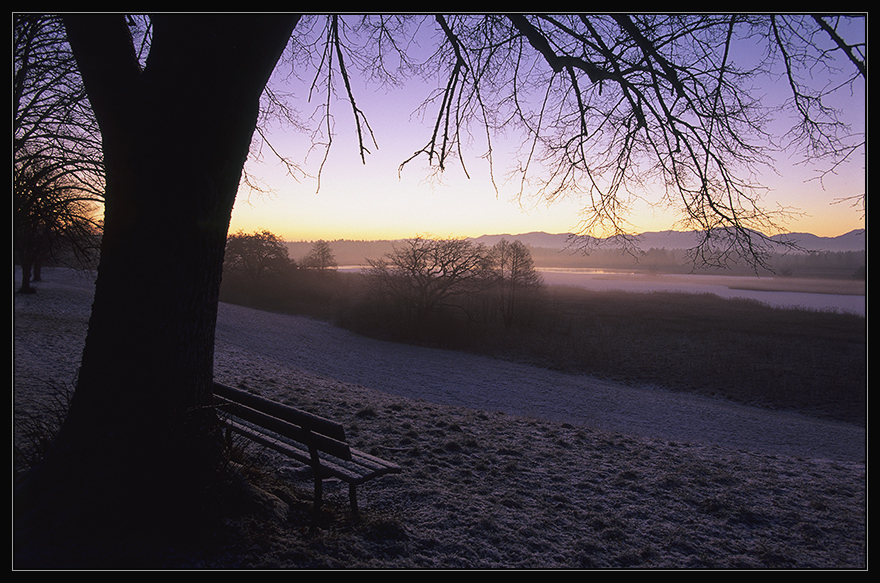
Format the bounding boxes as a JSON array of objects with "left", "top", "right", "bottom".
[
  {"left": 230, "top": 133, "right": 865, "bottom": 242},
  {"left": 229, "top": 19, "right": 865, "bottom": 244}
]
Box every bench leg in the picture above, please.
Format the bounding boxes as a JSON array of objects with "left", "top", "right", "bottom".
[
  {"left": 313, "top": 476, "right": 323, "bottom": 512},
  {"left": 349, "top": 484, "right": 359, "bottom": 517}
]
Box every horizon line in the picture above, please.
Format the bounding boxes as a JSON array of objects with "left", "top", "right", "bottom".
[{"left": 281, "top": 227, "right": 866, "bottom": 244}]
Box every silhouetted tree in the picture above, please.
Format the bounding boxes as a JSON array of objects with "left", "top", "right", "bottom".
[
  {"left": 14, "top": 166, "right": 102, "bottom": 293},
  {"left": 489, "top": 239, "right": 543, "bottom": 328},
  {"left": 15, "top": 14, "right": 300, "bottom": 560},
  {"left": 366, "top": 236, "right": 493, "bottom": 337},
  {"left": 14, "top": 14, "right": 104, "bottom": 291},
  {"left": 301, "top": 239, "right": 338, "bottom": 270},
  {"left": 224, "top": 229, "right": 293, "bottom": 284}
]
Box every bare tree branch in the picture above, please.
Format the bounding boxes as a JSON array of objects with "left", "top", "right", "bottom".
[
  {"left": 812, "top": 14, "right": 866, "bottom": 78},
  {"left": 243, "top": 15, "right": 864, "bottom": 269}
]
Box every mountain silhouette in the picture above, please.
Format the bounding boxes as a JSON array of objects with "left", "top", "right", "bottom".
[{"left": 470, "top": 229, "right": 865, "bottom": 253}]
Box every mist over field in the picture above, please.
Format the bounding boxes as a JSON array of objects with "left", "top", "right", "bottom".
[
  {"left": 536, "top": 270, "right": 865, "bottom": 316},
  {"left": 220, "top": 230, "right": 866, "bottom": 428},
  {"left": 285, "top": 229, "right": 865, "bottom": 315},
  {"left": 285, "top": 229, "right": 865, "bottom": 275}
]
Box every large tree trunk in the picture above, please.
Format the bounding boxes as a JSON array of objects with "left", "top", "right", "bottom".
[{"left": 15, "top": 14, "right": 299, "bottom": 564}]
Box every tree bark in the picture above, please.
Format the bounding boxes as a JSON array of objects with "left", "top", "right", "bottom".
[
  {"left": 15, "top": 14, "right": 299, "bottom": 563},
  {"left": 18, "top": 259, "right": 35, "bottom": 293}
]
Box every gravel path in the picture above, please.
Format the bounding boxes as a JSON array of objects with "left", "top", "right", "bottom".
[{"left": 215, "top": 302, "right": 865, "bottom": 463}]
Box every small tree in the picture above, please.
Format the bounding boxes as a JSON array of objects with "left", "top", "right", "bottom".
[
  {"left": 301, "top": 239, "right": 338, "bottom": 270},
  {"left": 489, "top": 239, "right": 543, "bottom": 328},
  {"left": 14, "top": 168, "right": 102, "bottom": 293}
]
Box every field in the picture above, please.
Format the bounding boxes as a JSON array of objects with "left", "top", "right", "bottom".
[
  {"left": 222, "top": 270, "right": 866, "bottom": 427},
  {"left": 479, "top": 285, "right": 867, "bottom": 427},
  {"left": 14, "top": 269, "right": 867, "bottom": 568}
]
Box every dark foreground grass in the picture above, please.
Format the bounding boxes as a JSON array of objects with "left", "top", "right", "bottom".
[{"left": 479, "top": 286, "right": 866, "bottom": 427}]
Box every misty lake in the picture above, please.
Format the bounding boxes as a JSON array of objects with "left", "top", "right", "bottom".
[
  {"left": 537, "top": 268, "right": 866, "bottom": 316},
  {"left": 339, "top": 266, "right": 865, "bottom": 316}
]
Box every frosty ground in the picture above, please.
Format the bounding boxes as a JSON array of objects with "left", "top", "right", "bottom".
[{"left": 13, "top": 268, "right": 867, "bottom": 569}]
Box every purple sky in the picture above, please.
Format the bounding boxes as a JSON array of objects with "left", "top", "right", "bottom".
[{"left": 230, "top": 16, "right": 865, "bottom": 241}]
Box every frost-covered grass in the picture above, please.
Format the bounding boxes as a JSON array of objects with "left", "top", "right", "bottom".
[{"left": 14, "top": 268, "right": 866, "bottom": 568}]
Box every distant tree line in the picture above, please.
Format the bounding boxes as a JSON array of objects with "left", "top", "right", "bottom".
[
  {"left": 220, "top": 230, "right": 342, "bottom": 317},
  {"left": 347, "top": 236, "right": 544, "bottom": 345},
  {"left": 528, "top": 245, "right": 866, "bottom": 279},
  {"left": 221, "top": 230, "right": 545, "bottom": 347},
  {"left": 284, "top": 236, "right": 865, "bottom": 280}
]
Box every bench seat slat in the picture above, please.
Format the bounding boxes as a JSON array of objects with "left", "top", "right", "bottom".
[
  {"left": 223, "top": 419, "right": 401, "bottom": 483},
  {"left": 350, "top": 449, "right": 403, "bottom": 471},
  {"left": 319, "top": 450, "right": 402, "bottom": 481},
  {"left": 224, "top": 419, "right": 314, "bottom": 467}
]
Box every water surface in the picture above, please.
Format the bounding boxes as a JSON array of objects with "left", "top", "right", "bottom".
[{"left": 537, "top": 268, "right": 866, "bottom": 316}]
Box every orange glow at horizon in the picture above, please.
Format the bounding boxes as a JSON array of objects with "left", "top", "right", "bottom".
[
  {"left": 229, "top": 159, "right": 865, "bottom": 242},
  {"left": 229, "top": 106, "right": 864, "bottom": 245}
]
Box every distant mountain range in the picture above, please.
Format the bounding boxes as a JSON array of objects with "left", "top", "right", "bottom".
[{"left": 470, "top": 229, "right": 866, "bottom": 253}]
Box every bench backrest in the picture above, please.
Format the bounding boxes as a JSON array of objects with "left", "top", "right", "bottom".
[{"left": 212, "top": 382, "right": 352, "bottom": 461}]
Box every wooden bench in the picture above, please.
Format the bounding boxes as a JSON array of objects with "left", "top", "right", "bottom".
[{"left": 212, "top": 382, "right": 401, "bottom": 516}]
